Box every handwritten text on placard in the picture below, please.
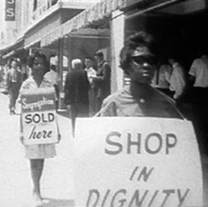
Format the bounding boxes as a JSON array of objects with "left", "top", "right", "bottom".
[
  {"left": 74, "top": 118, "right": 203, "bottom": 207},
  {"left": 105, "top": 131, "right": 177, "bottom": 155}
]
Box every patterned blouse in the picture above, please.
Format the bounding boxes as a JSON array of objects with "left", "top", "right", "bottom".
[{"left": 20, "top": 76, "right": 52, "bottom": 91}]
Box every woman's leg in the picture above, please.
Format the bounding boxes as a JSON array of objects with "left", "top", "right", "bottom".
[{"left": 30, "top": 159, "right": 44, "bottom": 204}]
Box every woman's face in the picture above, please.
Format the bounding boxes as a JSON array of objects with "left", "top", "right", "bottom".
[
  {"left": 128, "top": 47, "right": 156, "bottom": 84},
  {"left": 32, "top": 57, "right": 46, "bottom": 78}
]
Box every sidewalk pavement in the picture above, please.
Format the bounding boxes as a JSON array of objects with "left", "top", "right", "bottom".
[{"left": 0, "top": 92, "right": 75, "bottom": 207}]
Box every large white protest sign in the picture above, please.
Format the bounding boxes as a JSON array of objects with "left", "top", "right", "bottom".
[
  {"left": 21, "top": 87, "right": 58, "bottom": 145},
  {"left": 74, "top": 117, "right": 203, "bottom": 207}
]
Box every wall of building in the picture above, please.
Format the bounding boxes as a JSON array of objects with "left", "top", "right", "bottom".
[{"left": 111, "top": 11, "right": 125, "bottom": 92}]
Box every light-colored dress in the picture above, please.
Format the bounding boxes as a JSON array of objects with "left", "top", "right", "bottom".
[{"left": 19, "top": 76, "right": 56, "bottom": 159}]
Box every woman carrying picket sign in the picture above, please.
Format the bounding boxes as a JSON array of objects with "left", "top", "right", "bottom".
[
  {"left": 96, "top": 31, "right": 183, "bottom": 118},
  {"left": 19, "top": 52, "right": 61, "bottom": 207}
]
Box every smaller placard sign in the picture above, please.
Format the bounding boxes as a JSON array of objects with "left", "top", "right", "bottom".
[
  {"left": 21, "top": 87, "right": 58, "bottom": 145},
  {"left": 74, "top": 117, "right": 203, "bottom": 207}
]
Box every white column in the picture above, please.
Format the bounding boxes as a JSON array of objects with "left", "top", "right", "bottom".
[{"left": 110, "top": 10, "right": 124, "bottom": 93}]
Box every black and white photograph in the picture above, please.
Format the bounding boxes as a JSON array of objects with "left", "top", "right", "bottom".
[{"left": 0, "top": 0, "right": 207, "bottom": 206}]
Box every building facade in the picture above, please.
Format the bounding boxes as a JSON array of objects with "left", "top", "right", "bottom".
[{"left": 0, "top": 0, "right": 207, "bottom": 109}]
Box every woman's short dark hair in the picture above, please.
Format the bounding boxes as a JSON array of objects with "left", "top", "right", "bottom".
[
  {"left": 119, "top": 31, "right": 155, "bottom": 73},
  {"left": 27, "top": 51, "right": 48, "bottom": 69}
]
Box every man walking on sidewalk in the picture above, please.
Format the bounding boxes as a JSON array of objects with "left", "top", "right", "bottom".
[
  {"left": 64, "top": 59, "right": 89, "bottom": 134},
  {"left": 6, "top": 59, "right": 22, "bottom": 114},
  {"left": 93, "top": 51, "right": 111, "bottom": 112}
]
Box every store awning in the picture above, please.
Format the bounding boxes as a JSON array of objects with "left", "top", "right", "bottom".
[
  {"left": 124, "top": 0, "right": 206, "bottom": 19},
  {"left": 41, "top": 26, "right": 62, "bottom": 48},
  {"left": 40, "top": 0, "right": 194, "bottom": 47},
  {"left": 0, "top": 37, "right": 25, "bottom": 59},
  {"left": 61, "top": 0, "right": 126, "bottom": 36},
  {"left": 41, "top": 0, "right": 126, "bottom": 47},
  {"left": 68, "top": 28, "right": 110, "bottom": 38}
]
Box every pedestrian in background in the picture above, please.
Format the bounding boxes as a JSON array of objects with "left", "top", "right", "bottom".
[
  {"left": 152, "top": 59, "right": 173, "bottom": 97},
  {"left": 93, "top": 51, "right": 111, "bottom": 112},
  {"left": 21, "top": 63, "right": 28, "bottom": 81},
  {"left": 96, "top": 31, "right": 183, "bottom": 119},
  {"left": 189, "top": 52, "right": 208, "bottom": 88},
  {"left": 168, "top": 58, "right": 186, "bottom": 100},
  {"left": 19, "top": 52, "right": 61, "bottom": 206},
  {"left": 185, "top": 51, "right": 208, "bottom": 155},
  {"left": 44, "top": 63, "right": 59, "bottom": 110},
  {"left": 84, "top": 57, "right": 97, "bottom": 116},
  {"left": 64, "top": 58, "right": 89, "bottom": 134},
  {"left": 6, "top": 59, "right": 22, "bottom": 114}
]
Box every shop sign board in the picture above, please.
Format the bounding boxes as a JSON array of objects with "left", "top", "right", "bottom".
[
  {"left": 21, "top": 87, "right": 58, "bottom": 145},
  {"left": 74, "top": 117, "right": 203, "bottom": 207},
  {"left": 5, "top": 0, "right": 16, "bottom": 21}
]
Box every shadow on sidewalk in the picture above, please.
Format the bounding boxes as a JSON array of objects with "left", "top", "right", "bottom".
[{"left": 42, "top": 198, "right": 74, "bottom": 207}]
